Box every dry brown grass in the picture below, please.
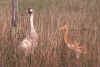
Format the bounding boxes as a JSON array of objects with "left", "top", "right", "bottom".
[{"left": 0, "top": 7, "right": 100, "bottom": 67}]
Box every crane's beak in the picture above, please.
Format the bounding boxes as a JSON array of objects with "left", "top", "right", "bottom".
[
  {"left": 59, "top": 24, "right": 68, "bottom": 31},
  {"left": 25, "top": 10, "right": 29, "bottom": 16},
  {"left": 26, "top": 10, "right": 28, "bottom": 13},
  {"left": 59, "top": 26, "right": 66, "bottom": 31}
]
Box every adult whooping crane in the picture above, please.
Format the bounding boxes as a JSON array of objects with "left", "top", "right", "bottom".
[{"left": 19, "top": 8, "right": 38, "bottom": 56}]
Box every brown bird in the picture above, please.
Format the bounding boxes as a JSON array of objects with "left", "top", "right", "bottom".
[
  {"left": 59, "top": 24, "right": 87, "bottom": 59},
  {"left": 19, "top": 8, "right": 38, "bottom": 56}
]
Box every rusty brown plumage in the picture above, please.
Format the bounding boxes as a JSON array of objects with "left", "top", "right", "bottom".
[{"left": 60, "top": 24, "right": 87, "bottom": 59}]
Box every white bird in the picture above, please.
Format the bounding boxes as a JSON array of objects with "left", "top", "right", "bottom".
[{"left": 19, "top": 8, "right": 38, "bottom": 56}]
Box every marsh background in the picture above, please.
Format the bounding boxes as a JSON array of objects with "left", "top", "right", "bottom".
[{"left": 0, "top": 0, "right": 100, "bottom": 67}]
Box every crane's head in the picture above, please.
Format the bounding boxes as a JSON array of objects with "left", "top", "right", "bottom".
[
  {"left": 26, "top": 8, "right": 33, "bottom": 15},
  {"left": 59, "top": 24, "right": 68, "bottom": 31}
]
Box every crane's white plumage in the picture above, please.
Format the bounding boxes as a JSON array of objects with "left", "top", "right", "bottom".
[
  {"left": 19, "top": 8, "right": 38, "bottom": 56},
  {"left": 21, "top": 38, "right": 32, "bottom": 48}
]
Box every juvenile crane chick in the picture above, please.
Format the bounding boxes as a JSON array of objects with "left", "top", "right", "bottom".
[{"left": 60, "top": 24, "right": 87, "bottom": 59}]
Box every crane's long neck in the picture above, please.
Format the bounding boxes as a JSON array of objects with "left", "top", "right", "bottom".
[
  {"left": 30, "top": 13, "right": 36, "bottom": 32},
  {"left": 64, "top": 29, "right": 68, "bottom": 43}
]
